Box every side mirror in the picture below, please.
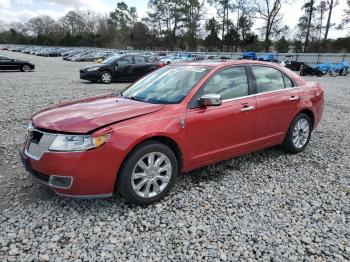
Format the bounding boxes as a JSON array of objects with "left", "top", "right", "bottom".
[
  {"left": 198, "top": 94, "right": 222, "bottom": 107},
  {"left": 114, "top": 61, "right": 118, "bottom": 67}
]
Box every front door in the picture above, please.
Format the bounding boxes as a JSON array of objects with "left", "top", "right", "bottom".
[
  {"left": 186, "top": 66, "right": 257, "bottom": 168},
  {"left": 0, "top": 56, "right": 15, "bottom": 70}
]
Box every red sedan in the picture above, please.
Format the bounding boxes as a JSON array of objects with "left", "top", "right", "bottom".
[{"left": 21, "top": 61, "right": 324, "bottom": 204}]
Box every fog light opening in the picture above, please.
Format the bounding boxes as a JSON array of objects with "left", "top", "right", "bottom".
[{"left": 49, "top": 176, "right": 73, "bottom": 189}]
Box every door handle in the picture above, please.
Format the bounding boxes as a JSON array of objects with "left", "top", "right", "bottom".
[
  {"left": 240, "top": 105, "right": 255, "bottom": 112},
  {"left": 289, "top": 96, "right": 299, "bottom": 101}
]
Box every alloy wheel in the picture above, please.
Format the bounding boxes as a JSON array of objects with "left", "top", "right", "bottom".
[
  {"left": 292, "top": 118, "right": 310, "bottom": 149},
  {"left": 23, "top": 65, "right": 30, "bottom": 72},
  {"left": 131, "top": 152, "right": 172, "bottom": 198},
  {"left": 101, "top": 72, "right": 111, "bottom": 83}
]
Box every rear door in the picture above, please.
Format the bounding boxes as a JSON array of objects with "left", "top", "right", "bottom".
[
  {"left": 114, "top": 55, "right": 135, "bottom": 81},
  {"left": 251, "top": 65, "right": 299, "bottom": 145},
  {"left": 133, "top": 56, "right": 151, "bottom": 78}
]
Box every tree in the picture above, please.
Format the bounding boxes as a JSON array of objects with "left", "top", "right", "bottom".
[
  {"left": 301, "top": 0, "right": 317, "bottom": 52},
  {"left": 129, "top": 22, "right": 149, "bottom": 49},
  {"left": 110, "top": 2, "right": 132, "bottom": 30},
  {"left": 316, "top": 1, "right": 327, "bottom": 41},
  {"left": 207, "top": 0, "right": 232, "bottom": 49},
  {"left": 180, "top": 0, "right": 205, "bottom": 50},
  {"left": 147, "top": 0, "right": 183, "bottom": 49},
  {"left": 341, "top": 0, "right": 350, "bottom": 26},
  {"left": 223, "top": 25, "right": 240, "bottom": 51},
  {"left": 275, "top": 36, "right": 289, "bottom": 52},
  {"left": 254, "top": 0, "right": 284, "bottom": 51},
  {"left": 110, "top": 2, "right": 138, "bottom": 48},
  {"left": 60, "top": 11, "right": 85, "bottom": 35},
  {"left": 204, "top": 17, "right": 220, "bottom": 51},
  {"left": 324, "top": 0, "right": 339, "bottom": 40}
]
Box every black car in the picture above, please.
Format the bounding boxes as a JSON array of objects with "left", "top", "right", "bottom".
[
  {"left": 80, "top": 54, "right": 162, "bottom": 84},
  {"left": 0, "top": 55, "right": 35, "bottom": 72}
]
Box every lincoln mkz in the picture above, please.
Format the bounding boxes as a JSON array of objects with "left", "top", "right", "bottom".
[{"left": 21, "top": 61, "right": 324, "bottom": 204}]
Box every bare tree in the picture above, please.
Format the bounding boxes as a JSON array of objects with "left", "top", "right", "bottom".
[
  {"left": 60, "top": 11, "right": 85, "bottom": 35},
  {"left": 324, "top": 0, "right": 339, "bottom": 40},
  {"left": 254, "top": 0, "right": 284, "bottom": 51}
]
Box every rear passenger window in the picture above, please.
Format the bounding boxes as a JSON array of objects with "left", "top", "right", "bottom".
[
  {"left": 202, "top": 67, "right": 249, "bottom": 100},
  {"left": 252, "top": 66, "right": 285, "bottom": 93},
  {"left": 135, "top": 56, "right": 146, "bottom": 64},
  {"left": 145, "top": 57, "right": 156, "bottom": 63}
]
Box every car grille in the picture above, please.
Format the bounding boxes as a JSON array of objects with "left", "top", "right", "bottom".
[{"left": 25, "top": 130, "right": 56, "bottom": 160}]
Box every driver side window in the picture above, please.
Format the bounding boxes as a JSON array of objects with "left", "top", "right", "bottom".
[{"left": 202, "top": 67, "right": 249, "bottom": 100}]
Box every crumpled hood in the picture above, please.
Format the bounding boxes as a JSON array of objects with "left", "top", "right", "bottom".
[{"left": 32, "top": 95, "right": 164, "bottom": 133}]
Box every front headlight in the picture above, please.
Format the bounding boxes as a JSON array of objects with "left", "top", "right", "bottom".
[
  {"left": 49, "top": 134, "right": 109, "bottom": 152},
  {"left": 86, "top": 67, "right": 100, "bottom": 72}
]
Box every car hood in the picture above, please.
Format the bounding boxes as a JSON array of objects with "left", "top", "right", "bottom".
[
  {"left": 14, "top": 59, "right": 30, "bottom": 63},
  {"left": 32, "top": 95, "right": 164, "bottom": 133},
  {"left": 82, "top": 64, "right": 106, "bottom": 70}
]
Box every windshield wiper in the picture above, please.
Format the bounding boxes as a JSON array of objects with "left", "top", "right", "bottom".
[{"left": 123, "top": 96, "right": 145, "bottom": 102}]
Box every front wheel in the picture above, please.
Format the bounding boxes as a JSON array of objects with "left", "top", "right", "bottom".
[
  {"left": 282, "top": 113, "right": 312, "bottom": 154},
  {"left": 21, "top": 64, "right": 31, "bottom": 72},
  {"left": 100, "top": 71, "right": 112, "bottom": 84},
  {"left": 117, "top": 141, "right": 178, "bottom": 205}
]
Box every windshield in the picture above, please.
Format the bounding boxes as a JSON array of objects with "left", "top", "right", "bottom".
[
  {"left": 102, "top": 55, "right": 120, "bottom": 65},
  {"left": 122, "top": 66, "right": 211, "bottom": 104}
]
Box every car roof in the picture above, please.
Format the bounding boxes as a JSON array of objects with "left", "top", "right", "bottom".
[{"left": 169, "top": 60, "right": 283, "bottom": 68}]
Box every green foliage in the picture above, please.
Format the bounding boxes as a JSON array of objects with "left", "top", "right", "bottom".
[{"left": 275, "top": 36, "right": 289, "bottom": 52}]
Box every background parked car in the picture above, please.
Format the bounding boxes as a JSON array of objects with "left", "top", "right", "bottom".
[
  {"left": 0, "top": 54, "right": 35, "bottom": 72},
  {"left": 80, "top": 54, "right": 163, "bottom": 84}
]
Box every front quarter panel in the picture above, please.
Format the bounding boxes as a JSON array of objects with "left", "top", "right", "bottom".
[{"left": 107, "top": 105, "right": 188, "bottom": 182}]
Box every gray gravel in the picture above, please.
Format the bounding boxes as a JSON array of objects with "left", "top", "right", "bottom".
[{"left": 0, "top": 51, "right": 349, "bottom": 261}]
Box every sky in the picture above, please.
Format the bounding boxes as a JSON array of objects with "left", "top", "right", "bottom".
[{"left": 0, "top": 0, "right": 349, "bottom": 39}]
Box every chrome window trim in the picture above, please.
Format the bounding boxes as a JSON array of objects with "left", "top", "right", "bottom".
[{"left": 221, "top": 86, "right": 299, "bottom": 103}]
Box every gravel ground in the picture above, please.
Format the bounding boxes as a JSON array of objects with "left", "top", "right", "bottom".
[{"left": 0, "top": 51, "right": 349, "bottom": 261}]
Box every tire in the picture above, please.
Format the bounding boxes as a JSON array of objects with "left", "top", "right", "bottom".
[
  {"left": 316, "top": 70, "right": 323, "bottom": 77},
  {"left": 100, "top": 71, "right": 112, "bottom": 84},
  {"left": 117, "top": 141, "right": 178, "bottom": 205},
  {"left": 282, "top": 113, "right": 312, "bottom": 154},
  {"left": 329, "top": 69, "right": 337, "bottom": 77},
  {"left": 341, "top": 68, "right": 349, "bottom": 76},
  {"left": 21, "top": 64, "right": 31, "bottom": 72}
]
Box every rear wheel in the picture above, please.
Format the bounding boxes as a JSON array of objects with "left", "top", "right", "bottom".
[
  {"left": 117, "top": 141, "right": 178, "bottom": 205},
  {"left": 341, "top": 68, "right": 349, "bottom": 76},
  {"left": 282, "top": 113, "right": 312, "bottom": 154},
  {"left": 329, "top": 69, "right": 337, "bottom": 77},
  {"left": 100, "top": 71, "right": 112, "bottom": 84},
  {"left": 21, "top": 64, "right": 31, "bottom": 72}
]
